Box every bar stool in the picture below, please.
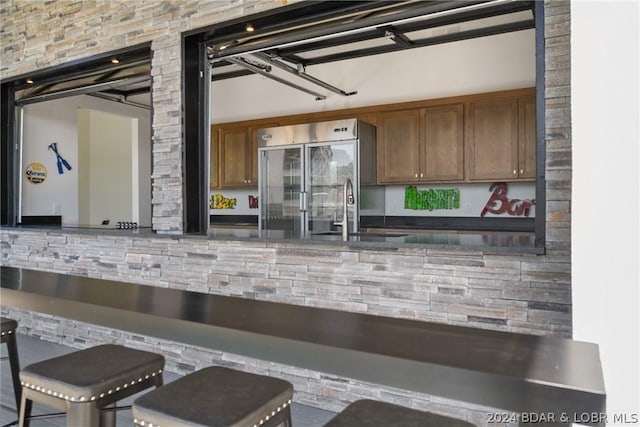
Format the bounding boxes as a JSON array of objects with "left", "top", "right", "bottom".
[
  {"left": 1, "top": 317, "right": 22, "bottom": 411},
  {"left": 325, "top": 399, "right": 476, "bottom": 427},
  {"left": 133, "top": 366, "right": 294, "bottom": 427},
  {"left": 18, "top": 343, "right": 164, "bottom": 427}
]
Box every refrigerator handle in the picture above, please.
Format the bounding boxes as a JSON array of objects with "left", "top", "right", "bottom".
[{"left": 299, "top": 191, "right": 308, "bottom": 212}]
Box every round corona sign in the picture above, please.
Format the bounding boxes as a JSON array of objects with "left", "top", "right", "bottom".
[{"left": 25, "top": 162, "right": 47, "bottom": 184}]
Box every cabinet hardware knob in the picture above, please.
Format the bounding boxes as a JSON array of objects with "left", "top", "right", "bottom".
[
  {"left": 414, "top": 173, "right": 418, "bottom": 178},
  {"left": 520, "top": 169, "right": 524, "bottom": 175},
  {"left": 420, "top": 173, "right": 424, "bottom": 178},
  {"left": 513, "top": 169, "right": 517, "bottom": 175}
]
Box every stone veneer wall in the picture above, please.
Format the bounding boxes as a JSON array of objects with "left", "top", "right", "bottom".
[
  {"left": 0, "top": 231, "right": 568, "bottom": 427},
  {"left": 543, "top": 1, "right": 572, "bottom": 259},
  {"left": 0, "top": 0, "right": 571, "bottom": 424},
  {"left": 1, "top": 231, "right": 571, "bottom": 335},
  {"left": 1, "top": 227, "right": 564, "bottom": 427}
]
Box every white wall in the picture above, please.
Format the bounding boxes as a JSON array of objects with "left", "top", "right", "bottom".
[
  {"left": 78, "top": 109, "right": 138, "bottom": 225},
  {"left": 572, "top": 1, "right": 639, "bottom": 424},
  {"left": 21, "top": 95, "right": 151, "bottom": 226},
  {"left": 21, "top": 100, "right": 81, "bottom": 223},
  {"left": 212, "top": 29, "right": 535, "bottom": 123}
]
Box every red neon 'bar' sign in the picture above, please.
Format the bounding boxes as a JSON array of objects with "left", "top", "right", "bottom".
[{"left": 481, "top": 183, "right": 535, "bottom": 217}]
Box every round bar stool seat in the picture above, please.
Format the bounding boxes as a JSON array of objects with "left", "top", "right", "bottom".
[
  {"left": 133, "top": 366, "right": 294, "bottom": 427},
  {"left": 325, "top": 399, "right": 476, "bottom": 427},
  {"left": 19, "top": 343, "right": 165, "bottom": 427},
  {"left": 1, "top": 317, "right": 23, "bottom": 411}
]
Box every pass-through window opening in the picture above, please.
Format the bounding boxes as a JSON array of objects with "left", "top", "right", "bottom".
[
  {"left": 188, "top": 0, "right": 544, "bottom": 248},
  {"left": 1, "top": 44, "right": 153, "bottom": 229}
]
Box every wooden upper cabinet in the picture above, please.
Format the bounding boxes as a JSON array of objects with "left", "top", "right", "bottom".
[
  {"left": 518, "top": 95, "right": 536, "bottom": 179},
  {"left": 422, "top": 104, "right": 464, "bottom": 181},
  {"left": 211, "top": 88, "right": 536, "bottom": 187},
  {"left": 356, "top": 112, "right": 379, "bottom": 128},
  {"left": 219, "top": 126, "right": 255, "bottom": 188},
  {"left": 377, "top": 105, "right": 464, "bottom": 184},
  {"left": 211, "top": 122, "right": 278, "bottom": 189},
  {"left": 466, "top": 98, "right": 519, "bottom": 181},
  {"left": 377, "top": 109, "right": 421, "bottom": 183},
  {"left": 210, "top": 127, "right": 220, "bottom": 188},
  {"left": 249, "top": 127, "right": 261, "bottom": 185}
]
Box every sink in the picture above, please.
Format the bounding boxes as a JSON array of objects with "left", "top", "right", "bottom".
[{"left": 312, "top": 231, "right": 408, "bottom": 238}]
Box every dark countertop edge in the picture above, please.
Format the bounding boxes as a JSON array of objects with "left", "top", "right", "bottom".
[
  {"left": 0, "top": 267, "right": 606, "bottom": 397},
  {"left": 2, "top": 284, "right": 605, "bottom": 418},
  {"left": 0, "top": 226, "right": 544, "bottom": 255}
]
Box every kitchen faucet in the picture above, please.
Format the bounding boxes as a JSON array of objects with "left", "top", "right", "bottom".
[{"left": 333, "top": 178, "right": 354, "bottom": 241}]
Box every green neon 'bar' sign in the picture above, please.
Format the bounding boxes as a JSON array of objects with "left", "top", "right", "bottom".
[{"left": 404, "top": 186, "right": 460, "bottom": 211}]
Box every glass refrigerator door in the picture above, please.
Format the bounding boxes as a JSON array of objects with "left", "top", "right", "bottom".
[
  {"left": 306, "top": 142, "right": 356, "bottom": 235},
  {"left": 259, "top": 147, "right": 304, "bottom": 237}
]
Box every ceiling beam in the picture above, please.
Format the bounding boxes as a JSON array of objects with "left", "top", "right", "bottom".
[
  {"left": 226, "top": 57, "right": 326, "bottom": 100},
  {"left": 253, "top": 52, "right": 357, "bottom": 97},
  {"left": 380, "top": 26, "right": 414, "bottom": 48},
  {"left": 303, "top": 19, "right": 534, "bottom": 66},
  {"left": 273, "top": 1, "right": 533, "bottom": 57},
  {"left": 207, "top": 0, "right": 536, "bottom": 83},
  {"left": 211, "top": 69, "right": 255, "bottom": 81},
  {"left": 211, "top": 0, "right": 464, "bottom": 59},
  {"left": 15, "top": 75, "right": 151, "bottom": 106},
  {"left": 102, "top": 86, "right": 150, "bottom": 97}
]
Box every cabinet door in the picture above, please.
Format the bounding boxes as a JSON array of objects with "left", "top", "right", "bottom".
[
  {"left": 356, "top": 112, "right": 379, "bottom": 127},
  {"left": 422, "top": 104, "right": 464, "bottom": 181},
  {"left": 518, "top": 95, "right": 536, "bottom": 179},
  {"left": 466, "top": 99, "right": 519, "bottom": 181},
  {"left": 210, "top": 127, "right": 220, "bottom": 188},
  {"left": 377, "top": 109, "right": 421, "bottom": 183},
  {"left": 219, "top": 127, "right": 251, "bottom": 187},
  {"left": 248, "top": 128, "right": 260, "bottom": 186}
]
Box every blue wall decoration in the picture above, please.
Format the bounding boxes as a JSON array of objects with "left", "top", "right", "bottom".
[{"left": 48, "top": 142, "right": 72, "bottom": 174}]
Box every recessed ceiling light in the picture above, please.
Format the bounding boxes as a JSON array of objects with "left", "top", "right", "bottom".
[
  {"left": 26, "top": 79, "right": 34, "bottom": 84},
  {"left": 245, "top": 24, "right": 255, "bottom": 32},
  {"left": 111, "top": 58, "right": 120, "bottom": 64}
]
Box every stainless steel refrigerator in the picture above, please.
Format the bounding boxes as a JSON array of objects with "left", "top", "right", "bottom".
[{"left": 257, "top": 118, "right": 384, "bottom": 238}]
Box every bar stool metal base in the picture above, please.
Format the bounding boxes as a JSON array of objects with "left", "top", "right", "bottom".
[{"left": 1, "top": 317, "right": 22, "bottom": 412}]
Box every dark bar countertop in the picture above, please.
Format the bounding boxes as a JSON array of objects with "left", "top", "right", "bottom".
[
  {"left": 1, "top": 266, "right": 604, "bottom": 424},
  {"left": 1, "top": 225, "right": 542, "bottom": 254}
]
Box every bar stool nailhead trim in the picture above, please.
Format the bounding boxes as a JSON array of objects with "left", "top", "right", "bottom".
[
  {"left": 22, "top": 368, "right": 163, "bottom": 403},
  {"left": 253, "top": 399, "right": 292, "bottom": 427},
  {"left": 1, "top": 329, "right": 14, "bottom": 336}
]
